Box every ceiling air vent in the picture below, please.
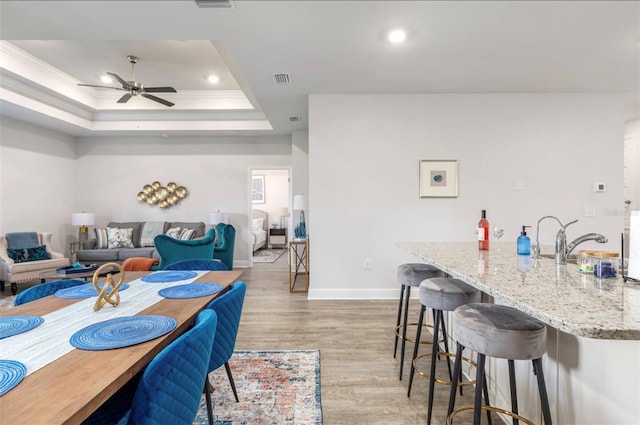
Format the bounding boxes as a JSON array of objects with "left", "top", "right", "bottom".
[
  {"left": 289, "top": 116, "right": 300, "bottom": 122},
  {"left": 195, "top": 0, "right": 235, "bottom": 9},
  {"left": 274, "top": 73, "right": 291, "bottom": 84}
]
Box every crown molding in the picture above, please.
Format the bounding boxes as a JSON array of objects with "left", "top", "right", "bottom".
[
  {"left": 92, "top": 90, "right": 254, "bottom": 111},
  {"left": 1, "top": 87, "right": 271, "bottom": 133},
  {"left": 0, "top": 41, "right": 98, "bottom": 108}
]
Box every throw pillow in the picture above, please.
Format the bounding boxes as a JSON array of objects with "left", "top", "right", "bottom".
[
  {"left": 6, "top": 245, "right": 50, "bottom": 263},
  {"left": 140, "top": 221, "right": 166, "bottom": 247},
  {"left": 178, "top": 228, "right": 196, "bottom": 240},
  {"left": 27, "top": 245, "right": 50, "bottom": 261},
  {"left": 165, "top": 227, "right": 181, "bottom": 239},
  {"left": 106, "top": 227, "right": 135, "bottom": 249},
  {"left": 95, "top": 228, "right": 109, "bottom": 249},
  {"left": 7, "top": 247, "right": 27, "bottom": 263}
]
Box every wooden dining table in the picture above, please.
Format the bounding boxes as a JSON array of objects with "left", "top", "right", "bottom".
[{"left": 0, "top": 270, "right": 244, "bottom": 425}]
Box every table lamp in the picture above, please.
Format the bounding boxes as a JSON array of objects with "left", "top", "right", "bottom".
[
  {"left": 209, "top": 211, "right": 229, "bottom": 226},
  {"left": 72, "top": 212, "right": 95, "bottom": 244},
  {"left": 209, "top": 211, "right": 229, "bottom": 243},
  {"left": 277, "top": 207, "right": 289, "bottom": 229}
]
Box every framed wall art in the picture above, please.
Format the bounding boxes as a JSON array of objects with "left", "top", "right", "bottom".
[
  {"left": 252, "top": 175, "right": 265, "bottom": 203},
  {"left": 419, "top": 160, "right": 458, "bottom": 198}
]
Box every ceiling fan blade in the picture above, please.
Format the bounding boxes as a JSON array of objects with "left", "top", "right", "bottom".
[
  {"left": 107, "top": 72, "right": 131, "bottom": 89},
  {"left": 142, "top": 86, "right": 177, "bottom": 93},
  {"left": 141, "top": 93, "right": 175, "bottom": 107},
  {"left": 117, "top": 93, "right": 132, "bottom": 103},
  {"left": 77, "top": 83, "right": 125, "bottom": 90}
]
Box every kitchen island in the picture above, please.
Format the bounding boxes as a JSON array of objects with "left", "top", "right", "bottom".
[{"left": 397, "top": 241, "right": 640, "bottom": 424}]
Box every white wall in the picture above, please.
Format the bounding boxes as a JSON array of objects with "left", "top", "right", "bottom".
[
  {"left": 308, "top": 94, "right": 625, "bottom": 299},
  {"left": 74, "top": 135, "right": 292, "bottom": 267},
  {"left": 0, "top": 117, "right": 76, "bottom": 253}
]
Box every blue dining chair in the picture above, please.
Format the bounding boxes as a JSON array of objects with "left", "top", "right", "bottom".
[
  {"left": 203, "top": 281, "right": 246, "bottom": 425},
  {"left": 83, "top": 309, "right": 218, "bottom": 425},
  {"left": 14, "top": 279, "right": 86, "bottom": 306},
  {"left": 165, "top": 259, "right": 228, "bottom": 271}
]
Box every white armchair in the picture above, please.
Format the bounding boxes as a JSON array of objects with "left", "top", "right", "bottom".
[{"left": 0, "top": 232, "right": 69, "bottom": 295}]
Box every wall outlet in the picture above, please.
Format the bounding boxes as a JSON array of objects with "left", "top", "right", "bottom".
[
  {"left": 593, "top": 182, "right": 606, "bottom": 192},
  {"left": 363, "top": 259, "right": 371, "bottom": 270},
  {"left": 584, "top": 206, "right": 596, "bottom": 217}
]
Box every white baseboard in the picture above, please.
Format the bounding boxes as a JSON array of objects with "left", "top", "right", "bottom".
[
  {"left": 307, "top": 288, "right": 408, "bottom": 300},
  {"left": 233, "top": 260, "right": 250, "bottom": 269}
]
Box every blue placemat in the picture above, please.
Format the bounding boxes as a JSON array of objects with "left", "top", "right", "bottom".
[
  {"left": 0, "top": 316, "right": 44, "bottom": 339},
  {"left": 54, "top": 283, "right": 130, "bottom": 299},
  {"left": 0, "top": 360, "right": 27, "bottom": 396},
  {"left": 70, "top": 315, "right": 177, "bottom": 351},
  {"left": 158, "top": 283, "right": 223, "bottom": 299},
  {"left": 141, "top": 270, "right": 197, "bottom": 283}
]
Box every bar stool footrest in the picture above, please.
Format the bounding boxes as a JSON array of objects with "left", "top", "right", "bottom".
[
  {"left": 446, "top": 404, "right": 535, "bottom": 425},
  {"left": 412, "top": 352, "right": 476, "bottom": 387},
  {"left": 395, "top": 323, "right": 439, "bottom": 345}
]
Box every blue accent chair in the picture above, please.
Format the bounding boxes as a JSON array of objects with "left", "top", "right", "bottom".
[
  {"left": 154, "top": 228, "right": 216, "bottom": 270},
  {"left": 83, "top": 310, "right": 218, "bottom": 425},
  {"left": 165, "top": 259, "right": 228, "bottom": 271},
  {"left": 213, "top": 224, "right": 235, "bottom": 270},
  {"left": 203, "top": 281, "right": 246, "bottom": 425},
  {"left": 14, "top": 279, "right": 86, "bottom": 306}
]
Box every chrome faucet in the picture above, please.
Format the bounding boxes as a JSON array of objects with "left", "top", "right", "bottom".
[
  {"left": 555, "top": 219, "right": 608, "bottom": 264},
  {"left": 533, "top": 215, "right": 564, "bottom": 259}
]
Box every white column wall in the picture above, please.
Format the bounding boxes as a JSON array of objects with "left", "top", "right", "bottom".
[
  {"left": 308, "top": 93, "right": 625, "bottom": 299},
  {"left": 0, "top": 117, "right": 76, "bottom": 252}
]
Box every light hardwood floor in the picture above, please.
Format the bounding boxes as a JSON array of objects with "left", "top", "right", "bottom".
[{"left": 240, "top": 254, "right": 489, "bottom": 425}]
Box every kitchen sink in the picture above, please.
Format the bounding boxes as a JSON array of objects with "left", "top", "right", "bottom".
[{"left": 535, "top": 253, "right": 578, "bottom": 264}]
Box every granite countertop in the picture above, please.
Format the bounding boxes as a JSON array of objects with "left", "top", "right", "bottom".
[{"left": 397, "top": 241, "right": 640, "bottom": 340}]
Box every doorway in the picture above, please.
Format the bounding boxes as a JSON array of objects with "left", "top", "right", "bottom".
[{"left": 249, "top": 167, "right": 291, "bottom": 267}]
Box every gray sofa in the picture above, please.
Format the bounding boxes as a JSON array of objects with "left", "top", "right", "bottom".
[{"left": 76, "top": 221, "right": 206, "bottom": 265}]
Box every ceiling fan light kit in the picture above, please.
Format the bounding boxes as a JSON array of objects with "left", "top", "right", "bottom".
[{"left": 77, "top": 55, "right": 177, "bottom": 107}]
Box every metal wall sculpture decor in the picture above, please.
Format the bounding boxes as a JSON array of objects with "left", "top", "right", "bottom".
[{"left": 136, "top": 181, "right": 188, "bottom": 208}]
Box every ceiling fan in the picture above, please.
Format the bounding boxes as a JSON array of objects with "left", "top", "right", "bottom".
[{"left": 78, "top": 55, "right": 177, "bottom": 107}]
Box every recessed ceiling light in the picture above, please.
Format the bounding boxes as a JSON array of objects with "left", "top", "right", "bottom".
[
  {"left": 388, "top": 29, "right": 407, "bottom": 44},
  {"left": 100, "top": 75, "right": 113, "bottom": 83},
  {"left": 208, "top": 74, "right": 220, "bottom": 84}
]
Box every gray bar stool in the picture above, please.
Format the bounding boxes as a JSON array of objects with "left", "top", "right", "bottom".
[
  {"left": 447, "top": 303, "right": 552, "bottom": 425},
  {"left": 408, "top": 277, "right": 483, "bottom": 425},
  {"left": 395, "top": 263, "right": 443, "bottom": 380}
]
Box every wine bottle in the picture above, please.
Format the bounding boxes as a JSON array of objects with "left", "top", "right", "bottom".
[{"left": 478, "top": 210, "right": 489, "bottom": 250}]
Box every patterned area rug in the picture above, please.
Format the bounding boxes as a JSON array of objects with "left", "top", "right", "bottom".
[
  {"left": 194, "top": 349, "right": 322, "bottom": 425},
  {"left": 252, "top": 249, "right": 286, "bottom": 263}
]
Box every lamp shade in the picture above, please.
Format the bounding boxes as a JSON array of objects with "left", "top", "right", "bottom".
[
  {"left": 277, "top": 207, "right": 289, "bottom": 217},
  {"left": 71, "top": 212, "right": 95, "bottom": 226},
  {"left": 293, "top": 195, "right": 306, "bottom": 211},
  {"left": 209, "top": 211, "right": 229, "bottom": 225}
]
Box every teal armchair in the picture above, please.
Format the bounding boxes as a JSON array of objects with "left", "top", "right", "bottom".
[
  {"left": 213, "top": 224, "right": 236, "bottom": 270},
  {"left": 154, "top": 228, "right": 216, "bottom": 270}
]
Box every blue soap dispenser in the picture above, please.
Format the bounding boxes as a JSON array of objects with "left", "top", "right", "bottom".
[{"left": 517, "top": 225, "right": 531, "bottom": 255}]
